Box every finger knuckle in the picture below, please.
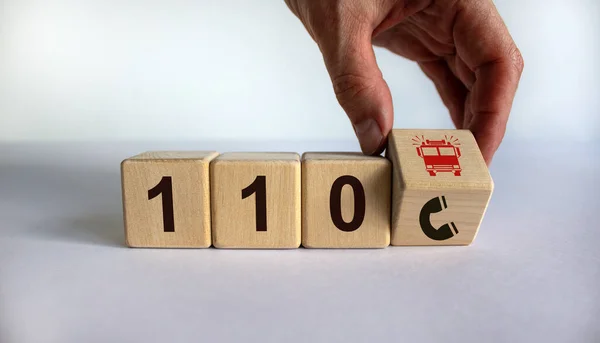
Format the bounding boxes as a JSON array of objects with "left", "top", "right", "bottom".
[
  {"left": 332, "top": 73, "right": 376, "bottom": 107},
  {"left": 509, "top": 45, "right": 525, "bottom": 75}
]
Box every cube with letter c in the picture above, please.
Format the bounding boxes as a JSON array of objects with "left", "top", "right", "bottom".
[{"left": 385, "top": 129, "right": 494, "bottom": 246}]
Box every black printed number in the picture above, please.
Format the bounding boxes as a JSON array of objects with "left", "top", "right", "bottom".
[
  {"left": 148, "top": 176, "right": 175, "bottom": 232},
  {"left": 242, "top": 175, "right": 267, "bottom": 232},
  {"left": 329, "top": 175, "right": 366, "bottom": 232}
]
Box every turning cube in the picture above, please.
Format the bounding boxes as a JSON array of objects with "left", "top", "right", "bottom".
[
  {"left": 386, "top": 129, "right": 494, "bottom": 246},
  {"left": 302, "top": 152, "right": 391, "bottom": 248},
  {"left": 210, "top": 152, "right": 301, "bottom": 248},
  {"left": 121, "top": 151, "right": 218, "bottom": 248}
]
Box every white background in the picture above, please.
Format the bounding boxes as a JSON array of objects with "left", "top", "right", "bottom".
[
  {"left": 1, "top": 141, "right": 599, "bottom": 343},
  {"left": 1, "top": 0, "right": 599, "bottom": 144},
  {"left": 1, "top": 2, "right": 600, "bottom": 342}
]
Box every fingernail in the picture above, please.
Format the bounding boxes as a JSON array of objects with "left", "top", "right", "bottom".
[{"left": 353, "top": 118, "right": 383, "bottom": 155}]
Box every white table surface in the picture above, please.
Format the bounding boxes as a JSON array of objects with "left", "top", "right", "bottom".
[{"left": 0, "top": 139, "right": 598, "bottom": 343}]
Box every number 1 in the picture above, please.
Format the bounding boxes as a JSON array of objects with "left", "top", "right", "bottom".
[
  {"left": 242, "top": 175, "right": 267, "bottom": 232},
  {"left": 148, "top": 176, "right": 175, "bottom": 232}
]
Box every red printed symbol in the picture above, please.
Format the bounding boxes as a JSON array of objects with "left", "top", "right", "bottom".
[{"left": 413, "top": 135, "right": 462, "bottom": 176}]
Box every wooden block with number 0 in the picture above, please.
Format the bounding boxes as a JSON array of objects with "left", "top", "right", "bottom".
[
  {"left": 386, "top": 129, "right": 494, "bottom": 246},
  {"left": 210, "top": 152, "right": 301, "bottom": 248},
  {"left": 301, "top": 152, "right": 391, "bottom": 248},
  {"left": 121, "top": 151, "right": 218, "bottom": 248}
]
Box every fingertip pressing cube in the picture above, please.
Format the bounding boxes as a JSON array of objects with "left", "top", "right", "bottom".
[
  {"left": 386, "top": 129, "right": 494, "bottom": 246},
  {"left": 301, "top": 152, "right": 391, "bottom": 248},
  {"left": 121, "top": 151, "right": 218, "bottom": 248},
  {"left": 210, "top": 152, "right": 301, "bottom": 249}
]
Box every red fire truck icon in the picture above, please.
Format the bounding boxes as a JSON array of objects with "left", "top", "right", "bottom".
[{"left": 413, "top": 135, "right": 462, "bottom": 176}]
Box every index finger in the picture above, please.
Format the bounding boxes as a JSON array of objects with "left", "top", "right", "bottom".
[{"left": 454, "top": 0, "right": 524, "bottom": 165}]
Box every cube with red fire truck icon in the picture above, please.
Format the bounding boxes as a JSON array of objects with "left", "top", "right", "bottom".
[{"left": 386, "top": 129, "right": 493, "bottom": 246}]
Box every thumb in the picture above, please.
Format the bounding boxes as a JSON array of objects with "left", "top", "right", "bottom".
[{"left": 320, "top": 26, "right": 393, "bottom": 155}]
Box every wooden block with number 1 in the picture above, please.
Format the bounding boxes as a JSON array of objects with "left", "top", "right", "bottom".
[
  {"left": 210, "top": 152, "right": 301, "bottom": 248},
  {"left": 386, "top": 129, "right": 494, "bottom": 246},
  {"left": 121, "top": 151, "right": 218, "bottom": 248}
]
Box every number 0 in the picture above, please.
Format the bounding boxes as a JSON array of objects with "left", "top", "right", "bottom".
[
  {"left": 242, "top": 175, "right": 267, "bottom": 232},
  {"left": 329, "top": 175, "right": 366, "bottom": 232},
  {"left": 148, "top": 176, "right": 175, "bottom": 232}
]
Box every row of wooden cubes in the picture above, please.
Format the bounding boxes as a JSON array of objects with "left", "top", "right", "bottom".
[{"left": 121, "top": 129, "right": 494, "bottom": 248}]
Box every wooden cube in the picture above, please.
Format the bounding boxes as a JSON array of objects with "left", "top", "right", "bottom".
[
  {"left": 121, "top": 151, "right": 218, "bottom": 248},
  {"left": 210, "top": 152, "right": 301, "bottom": 248},
  {"left": 385, "top": 129, "right": 494, "bottom": 246},
  {"left": 301, "top": 152, "right": 391, "bottom": 248}
]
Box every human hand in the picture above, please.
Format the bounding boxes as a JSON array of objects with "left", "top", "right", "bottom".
[{"left": 284, "top": 0, "right": 523, "bottom": 164}]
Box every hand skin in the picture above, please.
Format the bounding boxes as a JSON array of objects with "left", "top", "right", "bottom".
[{"left": 284, "top": 0, "right": 524, "bottom": 165}]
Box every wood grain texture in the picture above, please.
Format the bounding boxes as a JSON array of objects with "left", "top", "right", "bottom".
[
  {"left": 210, "top": 152, "right": 301, "bottom": 249},
  {"left": 386, "top": 129, "right": 493, "bottom": 246},
  {"left": 302, "top": 152, "right": 391, "bottom": 248},
  {"left": 121, "top": 151, "right": 218, "bottom": 248}
]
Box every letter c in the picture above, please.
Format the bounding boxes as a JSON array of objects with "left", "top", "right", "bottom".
[{"left": 419, "top": 196, "right": 459, "bottom": 241}]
